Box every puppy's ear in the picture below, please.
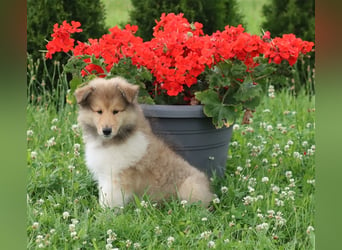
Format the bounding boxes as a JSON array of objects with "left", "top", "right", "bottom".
[
  {"left": 74, "top": 85, "right": 95, "bottom": 105},
  {"left": 116, "top": 82, "right": 139, "bottom": 103}
]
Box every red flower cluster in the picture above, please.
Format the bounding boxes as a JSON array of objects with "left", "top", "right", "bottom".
[
  {"left": 264, "top": 34, "right": 314, "bottom": 66},
  {"left": 45, "top": 13, "right": 314, "bottom": 96},
  {"left": 45, "top": 21, "right": 82, "bottom": 59}
]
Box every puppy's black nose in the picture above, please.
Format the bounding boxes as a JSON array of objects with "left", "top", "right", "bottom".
[{"left": 102, "top": 127, "right": 112, "bottom": 136}]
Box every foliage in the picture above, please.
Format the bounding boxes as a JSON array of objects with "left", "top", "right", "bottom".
[
  {"left": 128, "top": 0, "right": 245, "bottom": 41},
  {"left": 44, "top": 13, "right": 314, "bottom": 128},
  {"left": 262, "top": 0, "right": 315, "bottom": 42},
  {"left": 27, "top": 88, "right": 315, "bottom": 249}
]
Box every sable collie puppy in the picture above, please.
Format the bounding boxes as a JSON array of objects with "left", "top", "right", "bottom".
[{"left": 75, "top": 77, "right": 213, "bottom": 208}]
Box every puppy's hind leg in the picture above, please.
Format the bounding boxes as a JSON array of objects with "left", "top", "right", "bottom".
[{"left": 178, "top": 172, "right": 214, "bottom": 207}]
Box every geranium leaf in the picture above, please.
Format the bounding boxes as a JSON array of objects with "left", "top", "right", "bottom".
[{"left": 195, "top": 90, "right": 238, "bottom": 128}]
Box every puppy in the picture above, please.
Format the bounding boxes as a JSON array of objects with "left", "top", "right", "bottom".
[{"left": 75, "top": 77, "right": 213, "bottom": 208}]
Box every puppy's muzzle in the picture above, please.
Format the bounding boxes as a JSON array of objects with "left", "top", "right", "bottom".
[{"left": 102, "top": 127, "right": 112, "bottom": 136}]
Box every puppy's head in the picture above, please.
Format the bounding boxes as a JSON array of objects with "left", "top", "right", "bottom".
[{"left": 75, "top": 77, "right": 139, "bottom": 140}]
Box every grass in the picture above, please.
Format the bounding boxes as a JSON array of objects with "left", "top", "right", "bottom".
[
  {"left": 101, "top": 0, "right": 269, "bottom": 34},
  {"left": 27, "top": 85, "right": 315, "bottom": 249}
]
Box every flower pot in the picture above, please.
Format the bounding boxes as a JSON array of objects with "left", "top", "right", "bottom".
[{"left": 140, "top": 104, "right": 233, "bottom": 177}]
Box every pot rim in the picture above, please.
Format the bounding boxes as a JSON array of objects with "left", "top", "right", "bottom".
[{"left": 140, "top": 104, "right": 206, "bottom": 118}]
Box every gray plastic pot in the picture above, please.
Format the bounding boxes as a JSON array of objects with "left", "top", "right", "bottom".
[{"left": 140, "top": 104, "right": 233, "bottom": 177}]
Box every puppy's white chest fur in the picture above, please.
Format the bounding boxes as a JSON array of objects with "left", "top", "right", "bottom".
[{"left": 85, "top": 131, "right": 149, "bottom": 180}]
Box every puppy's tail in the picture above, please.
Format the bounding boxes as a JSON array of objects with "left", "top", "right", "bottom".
[{"left": 178, "top": 172, "right": 213, "bottom": 207}]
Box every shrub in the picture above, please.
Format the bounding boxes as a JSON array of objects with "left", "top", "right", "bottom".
[{"left": 128, "top": 0, "right": 245, "bottom": 41}]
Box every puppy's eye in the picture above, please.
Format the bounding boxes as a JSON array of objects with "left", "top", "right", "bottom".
[
  {"left": 113, "top": 110, "right": 119, "bottom": 115},
  {"left": 97, "top": 110, "right": 103, "bottom": 114}
]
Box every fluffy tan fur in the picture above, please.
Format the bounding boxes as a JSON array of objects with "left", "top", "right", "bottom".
[{"left": 75, "top": 77, "right": 213, "bottom": 208}]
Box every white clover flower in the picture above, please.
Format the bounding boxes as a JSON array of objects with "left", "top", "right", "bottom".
[
  {"left": 307, "top": 179, "right": 315, "bottom": 185},
  {"left": 50, "top": 125, "right": 57, "bottom": 131},
  {"left": 51, "top": 118, "right": 58, "bottom": 124},
  {"left": 154, "top": 226, "right": 162, "bottom": 235},
  {"left": 71, "top": 219, "right": 79, "bottom": 225},
  {"left": 62, "top": 211, "right": 70, "bottom": 219},
  {"left": 271, "top": 185, "right": 280, "bottom": 194},
  {"left": 126, "top": 240, "right": 132, "bottom": 247},
  {"left": 262, "top": 158, "right": 268, "bottom": 164},
  {"left": 69, "top": 224, "right": 76, "bottom": 232},
  {"left": 256, "top": 222, "right": 269, "bottom": 231},
  {"left": 236, "top": 166, "right": 243, "bottom": 172},
  {"left": 289, "top": 179, "right": 296, "bottom": 187},
  {"left": 306, "top": 123, "right": 312, "bottom": 128},
  {"left": 263, "top": 109, "right": 271, "bottom": 113},
  {"left": 201, "top": 217, "right": 208, "bottom": 222},
  {"left": 248, "top": 186, "right": 255, "bottom": 193},
  {"left": 30, "top": 151, "right": 38, "bottom": 159},
  {"left": 287, "top": 140, "right": 294, "bottom": 146},
  {"left": 70, "top": 231, "right": 77, "bottom": 239},
  {"left": 71, "top": 124, "right": 79, "bottom": 131},
  {"left": 273, "top": 144, "right": 280, "bottom": 151},
  {"left": 302, "top": 141, "right": 308, "bottom": 147},
  {"left": 46, "top": 137, "right": 56, "bottom": 147},
  {"left": 27, "top": 130, "right": 34, "bottom": 136},
  {"left": 208, "top": 240, "right": 216, "bottom": 248},
  {"left": 224, "top": 239, "right": 230, "bottom": 244},
  {"left": 32, "top": 222, "right": 39, "bottom": 229},
  {"left": 266, "top": 125, "right": 273, "bottom": 131},
  {"left": 267, "top": 210, "right": 275, "bottom": 218},
  {"left": 275, "top": 198, "right": 284, "bottom": 207},
  {"left": 256, "top": 195, "right": 264, "bottom": 200},
  {"left": 261, "top": 177, "right": 269, "bottom": 183},
  {"left": 229, "top": 221, "right": 235, "bottom": 227},
  {"left": 212, "top": 198, "right": 220, "bottom": 204},
  {"left": 285, "top": 171, "right": 292, "bottom": 178},
  {"left": 243, "top": 195, "right": 255, "bottom": 205},
  {"left": 307, "top": 148, "right": 315, "bottom": 155},
  {"left": 284, "top": 145, "right": 290, "bottom": 151},
  {"left": 105, "top": 243, "right": 113, "bottom": 250},
  {"left": 36, "top": 235, "right": 44, "bottom": 243},
  {"left": 231, "top": 141, "right": 239, "bottom": 147},
  {"left": 74, "top": 143, "right": 81, "bottom": 151},
  {"left": 140, "top": 200, "right": 148, "bottom": 208},
  {"left": 133, "top": 242, "right": 141, "bottom": 249},
  {"left": 233, "top": 124, "right": 240, "bottom": 130},
  {"left": 306, "top": 225, "right": 315, "bottom": 234},
  {"left": 200, "top": 230, "right": 212, "bottom": 239},
  {"left": 180, "top": 200, "right": 188, "bottom": 207},
  {"left": 167, "top": 236, "right": 175, "bottom": 247},
  {"left": 221, "top": 186, "right": 228, "bottom": 193}
]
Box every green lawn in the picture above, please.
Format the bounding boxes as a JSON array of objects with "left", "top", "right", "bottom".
[{"left": 27, "top": 88, "right": 315, "bottom": 249}]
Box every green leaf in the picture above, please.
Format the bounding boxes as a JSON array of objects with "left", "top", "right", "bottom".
[
  {"left": 69, "top": 77, "right": 82, "bottom": 93},
  {"left": 66, "top": 77, "right": 83, "bottom": 105},
  {"left": 234, "top": 77, "right": 262, "bottom": 102},
  {"left": 195, "top": 90, "right": 238, "bottom": 128}
]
